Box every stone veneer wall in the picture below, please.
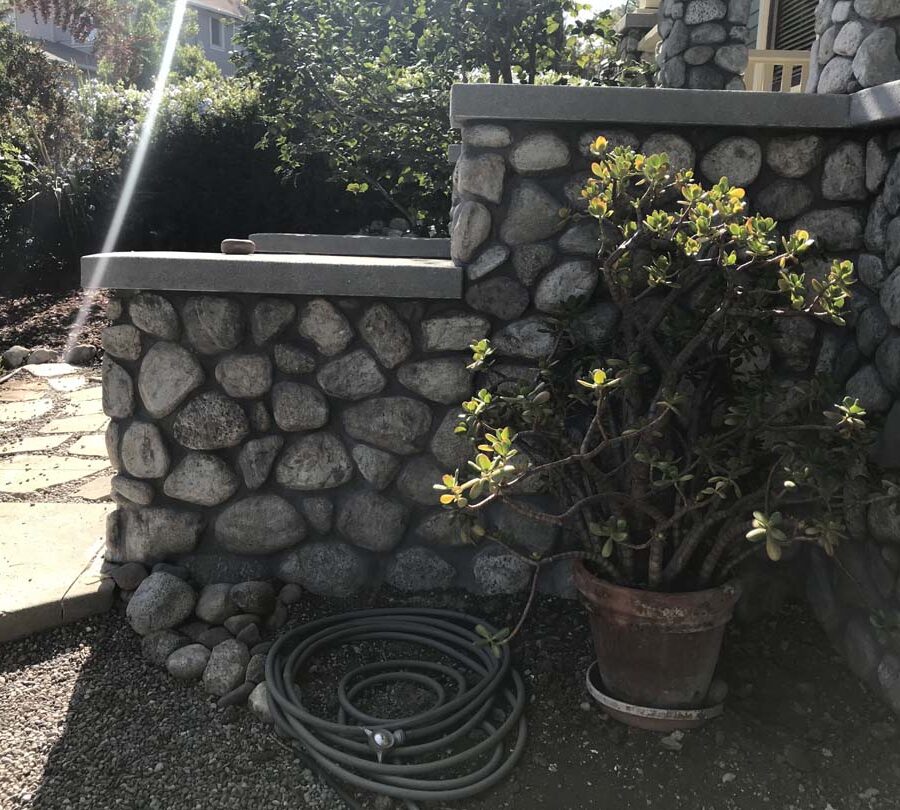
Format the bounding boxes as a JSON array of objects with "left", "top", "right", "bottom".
[
  {"left": 809, "top": 0, "right": 900, "bottom": 93},
  {"left": 656, "top": 0, "right": 751, "bottom": 89},
  {"left": 102, "top": 287, "right": 571, "bottom": 601},
  {"left": 449, "top": 102, "right": 900, "bottom": 714}
]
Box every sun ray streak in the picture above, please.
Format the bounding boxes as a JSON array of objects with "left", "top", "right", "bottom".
[{"left": 66, "top": 0, "right": 189, "bottom": 353}]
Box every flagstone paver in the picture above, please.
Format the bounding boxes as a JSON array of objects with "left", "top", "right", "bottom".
[
  {"left": 40, "top": 413, "right": 109, "bottom": 434},
  {"left": 0, "top": 454, "right": 111, "bottom": 494},
  {"left": 0, "top": 367, "right": 114, "bottom": 639},
  {"left": 0, "top": 397, "right": 54, "bottom": 422},
  {"left": 73, "top": 476, "right": 112, "bottom": 501},
  {"left": 0, "top": 502, "right": 113, "bottom": 642},
  {"left": 0, "top": 434, "right": 71, "bottom": 456},
  {"left": 68, "top": 434, "right": 109, "bottom": 457}
]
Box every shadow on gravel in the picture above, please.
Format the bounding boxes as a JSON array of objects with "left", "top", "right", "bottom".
[{"left": 4, "top": 591, "right": 900, "bottom": 810}]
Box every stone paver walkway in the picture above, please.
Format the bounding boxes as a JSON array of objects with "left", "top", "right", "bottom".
[{"left": 0, "top": 364, "right": 113, "bottom": 642}]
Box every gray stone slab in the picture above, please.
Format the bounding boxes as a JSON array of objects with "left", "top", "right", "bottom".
[
  {"left": 449, "top": 83, "right": 853, "bottom": 130},
  {"left": 850, "top": 80, "right": 900, "bottom": 127},
  {"left": 248, "top": 233, "right": 451, "bottom": 259},
  {"left": 81, "top": 252, "right": 462, "bottom": 300}
]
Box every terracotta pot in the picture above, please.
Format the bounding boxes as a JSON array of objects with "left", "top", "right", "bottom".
[{"left": 574, "top": 560, "right": 741, "bottom": 711}]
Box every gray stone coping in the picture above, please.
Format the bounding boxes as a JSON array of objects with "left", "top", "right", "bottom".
[
  {"left": 850, "top": 81, "right": 900, "bottom": 128},
  {"left": 614, "top": 11, "right": 657, "bottom": 33},
  {"left": 450, "top": 83, "right": 857, "bottom": 130},
  {"left": 249, "top": 233, "right": 451, "bottom": 259},
  {"left": 81, "top": 251, "right": 463, "bottom": 299}
]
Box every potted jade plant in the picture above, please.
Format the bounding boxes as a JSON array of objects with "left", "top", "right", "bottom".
[{"left": 436, "top": 138, "right": 871, "bottom": 727}]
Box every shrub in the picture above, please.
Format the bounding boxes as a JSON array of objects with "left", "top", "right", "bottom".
[{"left": 438, "top": 141, "right": 871, "bottom": 609}]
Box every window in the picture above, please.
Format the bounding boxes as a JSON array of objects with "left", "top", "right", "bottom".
[{"left": 210, "top": 16, "right": 224, "bottom": 50}]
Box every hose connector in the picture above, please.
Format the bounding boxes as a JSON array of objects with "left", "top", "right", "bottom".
[{"left": 362, "top": 727, "right": 405, "bottom": 763}]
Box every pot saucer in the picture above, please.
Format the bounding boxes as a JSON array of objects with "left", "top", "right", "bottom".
[{"left": 585, "top": 662, "right": 724, "bottom": 731}]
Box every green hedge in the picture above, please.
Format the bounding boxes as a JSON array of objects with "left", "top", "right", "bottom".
[{"left": 1, "top": 63, "right": 393, "bottom": 290}]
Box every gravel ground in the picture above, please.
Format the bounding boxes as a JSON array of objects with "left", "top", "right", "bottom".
[{"left": 2, "top": 591, "right": 899, "bottom": 810}]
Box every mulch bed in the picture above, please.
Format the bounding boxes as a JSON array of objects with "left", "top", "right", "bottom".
[{"left": 0, "top": 290, "right": 108, "bottom": 355}]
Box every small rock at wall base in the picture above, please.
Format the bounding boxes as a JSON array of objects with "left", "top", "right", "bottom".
[
  {"left": 195, "top": 582, "right": 239, "bottom": 625},
  {"left": 230, "top": 581, "right": 276, "bottom": 615},
  {"left": 248, "top": 682, "right": 274, "bottom": 723},
  {"left": 110, "top": 561, "right": 149, "bottom": 591},
  {"left": 199, "top": 627, "right": 233, "bottom": 649},
  {"left": 63, "top": 344, "right": 96, "bottom": 365},
  {"left": 236, "top": 623, "right": 262, "bottom": 647},
  {"left": 217, "top": 681, "right": 256, "bottom": 709},
  {"left": 203, "top": 639, "right": 250, "bottom": 697},
  {"left": 1, "top": 345, "right": 29, "bottom": 368},
  {"left": 142, "top": 629, "right": 188, "bottom": 668},
  {"left": 166, "top": 643, "right": 210, "bottom": 680},
  {"left": 126, "top": 572, "right": 197, "bottom": 635},
  {"left": 246, "top": 653, "right": 267, "bottom": 684},
  {"left": 279, "top": 583, "right": 303, "bottom": 604}
]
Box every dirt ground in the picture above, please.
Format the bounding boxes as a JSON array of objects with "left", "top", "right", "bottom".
[
  {"left": 2, "top": 589, "right": 898, "bottom": 810},
  {"left": 0, "top": 290, "right": 107, "bottom": 356}
]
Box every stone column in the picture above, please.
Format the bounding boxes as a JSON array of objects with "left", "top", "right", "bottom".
[
  {"left": 614, "top": 12, "right": 657, "bottom": 62},
  {"left": 656, "top": 0, "right": 751, "bottom": 89},
  {"left": 808, "top": 0, "right": 900, "bottom": 94}
]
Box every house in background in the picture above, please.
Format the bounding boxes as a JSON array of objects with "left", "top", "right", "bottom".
[
  {"left": 8, "top": 0, "right": 249, "bottom": 78},
  {"left": 616, "top": 0, "right": 818, "bottom": 91},
  {"left": 187, "top": 0, "right": 248, "bottom": 76}
]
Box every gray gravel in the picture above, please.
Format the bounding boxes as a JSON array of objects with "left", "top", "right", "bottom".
[
  {"left": 0, "top": 611, "right": 339, "bottom": 810},
  {"left": 2, "top": 592, "right": 900, "bottom": 810}
]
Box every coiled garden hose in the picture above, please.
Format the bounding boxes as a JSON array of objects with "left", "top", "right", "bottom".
[{"left": 265, "top": 607, "right": 528, "bottom": 808}]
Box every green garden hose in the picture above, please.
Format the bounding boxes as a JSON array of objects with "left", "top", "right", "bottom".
[{"left": 265, "top": 607, "right": 528, "bottom": 807}]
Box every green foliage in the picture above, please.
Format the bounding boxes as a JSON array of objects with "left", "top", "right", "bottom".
[
  {"left": 0, "top": 22, "right": 383, "bottom": 288},
  {"left": 439, "top": 139, "right": 877, "bottom": 592},
  {"left": 237, "top": 0, "right": 646, "bottom": 232}
]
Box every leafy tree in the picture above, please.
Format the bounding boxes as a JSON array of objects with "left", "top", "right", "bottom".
[{"left": 237, "top": 0, "right": 641, "bottom": 233}]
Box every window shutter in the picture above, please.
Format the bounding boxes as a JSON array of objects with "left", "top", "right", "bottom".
[{"left": 772, "top": 0, "right": 817, "bottom": 50}]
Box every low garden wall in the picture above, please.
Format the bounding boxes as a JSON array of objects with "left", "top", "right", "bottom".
[
  {"left": 92, "top": 250, "right": 572, "bottom": 603},
  {"left": 93, "top": 81, "right": 900, "bottom": 713}
]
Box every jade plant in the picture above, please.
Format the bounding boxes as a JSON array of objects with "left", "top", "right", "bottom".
[{"left": 438, "top": 138, "right": 876, "bottom": 636}]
